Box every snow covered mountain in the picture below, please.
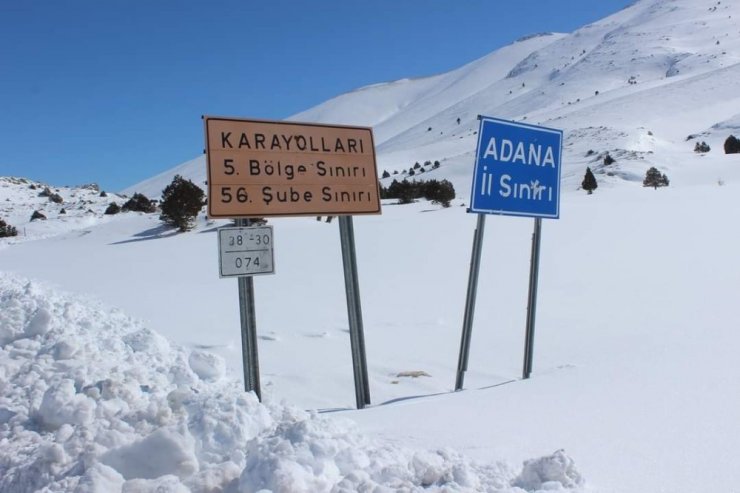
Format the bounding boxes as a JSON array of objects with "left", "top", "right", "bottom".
[
  {"left": 125, "top": 0, "right": 740, "bottom": 199},
  {"left": 3, "top": 1, "right": 740, "bottom": 492}
]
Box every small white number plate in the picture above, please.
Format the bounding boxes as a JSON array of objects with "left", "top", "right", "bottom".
[{"left": 218, "top": 226, "right": 274, "bottom": 277}]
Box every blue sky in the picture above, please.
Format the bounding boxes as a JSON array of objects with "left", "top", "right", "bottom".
[{"left": 1, "top": 0, "right": 631, "bottom": 192}]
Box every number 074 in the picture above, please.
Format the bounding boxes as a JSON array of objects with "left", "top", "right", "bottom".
[{"left": 235, "top": 257, "right": 260, "bottom": 269}]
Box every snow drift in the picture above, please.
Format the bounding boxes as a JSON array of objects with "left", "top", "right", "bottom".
[{"left": 0, "top": 273, "right": 584, "bottom": 492}]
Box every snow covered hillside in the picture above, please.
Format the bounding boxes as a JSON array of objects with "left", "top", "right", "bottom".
[
  {"left": 0, "top": 177, "right": 131, "bottom": 246},
  {"left": 125, "top": 0, "right": 740, "bottom": 199}
]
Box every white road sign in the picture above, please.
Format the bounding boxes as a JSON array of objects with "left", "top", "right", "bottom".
[{"left": 218, "top": 225, "right": 274, "bottom": 277}]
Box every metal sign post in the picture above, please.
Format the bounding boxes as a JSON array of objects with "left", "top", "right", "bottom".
[
  {"left": 235, "top": 218, "right": 262, "bottom": 400},
  {"left": 523, "top": 217, "right": 542, "bottom": 379},
  {"left": 217, "top": 221, "right": 274, "bottom": 400},
  {"left": 455, "top": 213, "right": 486, "bottom": 391},
  {"left": 338, "top": 215, "right": 371, "bottom": 409},
  {"left": 456, "top": 115, "right": 561, "bottom": 390},
  {"left": 204, "top": 116, "right": 381, "bottom": 409}
]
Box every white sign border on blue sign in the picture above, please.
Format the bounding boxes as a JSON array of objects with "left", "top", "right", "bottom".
[{"left": 469, "top": 116, "right": 562, "bottom": 219}]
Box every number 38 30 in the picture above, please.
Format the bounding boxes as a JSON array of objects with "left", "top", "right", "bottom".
[{"left": 228, "top": 234, "right": 270, "bottom": 247}]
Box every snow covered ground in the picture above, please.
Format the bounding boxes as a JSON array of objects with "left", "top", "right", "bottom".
[
  {"left": 0, "top": 272, "right": 581, "bottom": 492},
  {"left": 3, "top": 152, "right": 740, "bottom": 491},
  {"left": 3, "top": 0, "right": 740, "bottom": 491}
]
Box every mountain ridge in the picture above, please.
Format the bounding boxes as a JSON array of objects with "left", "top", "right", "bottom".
[{"left": 111, "top": 0, "right": 738, "bottom": 198}]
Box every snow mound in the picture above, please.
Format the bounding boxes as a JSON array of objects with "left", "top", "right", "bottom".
[
  {"left": 0, "top": 273, "right": 585, "bottom": 492},
  {"left": 513, "top": 450, "right": 584, "bottom": 491}
]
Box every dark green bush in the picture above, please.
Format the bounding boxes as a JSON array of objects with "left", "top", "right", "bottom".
[
  {"left": 643, "top": 167, "right": 669, "bottom": 189},
  {"left": 0, "top": 218, "right": 18, "bottom": 237},
  {"left": 122, "top": 193, "right": 156, "bottom": 213},
  {"left": 694, "top": 141, "right": 710, "bottom": 153},
  {"left": 724, "top": 135, "right": 740, "bottom": 154},
  {"left": 379, "top": 178, "right": 456, "bottom": 207},
  {"left": 159, "top": 175, "right": 205, "bottom": 231},
  {"left": 582, "top": 167, "right": 597, "bottom": 194}
]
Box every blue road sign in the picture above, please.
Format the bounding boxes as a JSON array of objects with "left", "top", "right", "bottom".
[{"left": 470, "top": 116, "right": 562, "bottom": 219}]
